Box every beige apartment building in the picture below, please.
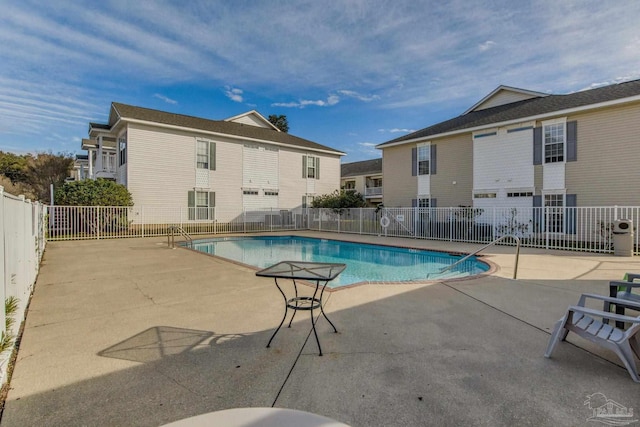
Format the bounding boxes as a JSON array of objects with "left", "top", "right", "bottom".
[
  {"left": 377, "top": 79, "right": 640, "bottom": 213},
  {"left": 340, "top": 158, "right": 383, "bottom": 207}
]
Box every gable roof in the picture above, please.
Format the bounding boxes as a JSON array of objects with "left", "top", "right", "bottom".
[
  {"left": 463, "top": 85, "right": 549, "bottom": 114},
  {"left": 224, "top": 110, "right": 279, "bottom": 130},
  {"left": 378, "top": 79, "right": 640, "bottom": 148},
  {"left": 100, "top": 103, "right": 344, "bottom": 155},
  {"left": 341, "top": 158, "right": 382, "bottom": 178}
]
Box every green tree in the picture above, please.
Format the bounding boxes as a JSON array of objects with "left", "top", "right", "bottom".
[
  {"left": 55, "top": 179, "right": 133, "bottom": 206},
  {"left": 25, "top": 152, "right": 74, "bottom": 203},
  {"left": 311, "top": 189, "right": 366, "bottom": 213},
  {"left": 0, "top": 151, "right": 29, "bottom": 184},
  {"left": 268, "top": 114, "right": 289, "bottom": 133}
]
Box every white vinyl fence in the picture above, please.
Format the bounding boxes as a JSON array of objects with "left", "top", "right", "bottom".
[
  {"left": 0, "top": 187, "right": 46, "bottom": 386},
  {"left": 47, "top": 204, "right": 640, "bottom": 255}
]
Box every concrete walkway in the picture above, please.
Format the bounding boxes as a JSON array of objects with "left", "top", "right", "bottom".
[{"left": 2, "top": 232, "right": 639, "bottom": 426}]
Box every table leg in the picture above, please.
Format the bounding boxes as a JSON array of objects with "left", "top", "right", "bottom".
[
  {"left": 310, "top": 281, "right": 322, "bottom": 356},
  {"left": 287, "top": 279, "right": 299, "bottom": 328},
  {"left": 318, "top": 281, "right": 338, "bottom": 333},
  {"left": 267, "top": 278, "right": 288, "bottom": 348}
]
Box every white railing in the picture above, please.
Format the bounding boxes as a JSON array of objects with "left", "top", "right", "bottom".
[
  {"left": 365, "top": 186, "right": 383, "bottom": 197},
  {"left": 47, "top": 206, "right": 309, "bottom": 240},
  {"left": 0, "top": 187, "right": 46, "bottom": 386},
  {"left": 45, "top": 204, "right": 640, "bottom": 255},
  {"left": 308, "top": 206, "right": 640, "bottom": 254}
]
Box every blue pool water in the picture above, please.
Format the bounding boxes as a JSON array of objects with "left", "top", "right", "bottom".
[{"left": 190, "top": 236, "right": 489, "bottom": 288}]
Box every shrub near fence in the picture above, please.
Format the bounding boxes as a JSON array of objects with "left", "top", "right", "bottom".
[
  {"left": 47, "top": 204, "right": 640, "bottom": 255},
  {"left": 0, "top": 187, "right": 46, "bottom": 387}
]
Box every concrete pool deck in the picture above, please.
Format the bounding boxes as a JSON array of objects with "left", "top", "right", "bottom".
[{"left": 2, "top": 231, "right": 640, "bottom": 426}]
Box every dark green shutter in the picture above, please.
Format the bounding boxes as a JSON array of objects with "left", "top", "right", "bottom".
[
  {"left": 302, "top": 155, "right": 307, "bottom": 178},
  {"left": 566, "top": 121, "right": 577, "bottom": 162},
  {"left": 430, "top": 144, "right": 437, "bottom": 174},
  {"left": 430, "top": 198, "right": 437, "bottom": 208},
  {"left": 209, "top": 142, "right": 216, "bottom": 170},
  {"left": 412, "top": 199, "right": 417, "bottom": 207},
  {"left": 316, "top": 157, "right": 320, "bottom": 179},
  {"left": 188, "top": 191, "right": 195, "bottom": 220},
  {"left": 565, "top": 194, "right": 577, "bottom": 234},
  {"left": 533, "top": 127, "right": 542, "bottom": 165},
  {"left": 209, "top": 192, "right": 216, "bottom": 207},
  {"left": 411, "top": 148, "right": 417, "bottom": 176}
]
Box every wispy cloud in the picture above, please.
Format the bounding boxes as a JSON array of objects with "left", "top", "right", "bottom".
[
  {"left": 154, "top": 94, "right": 177, "bottom": 104},
  {"left": 225, "top": 87, "right": 244, "bottom": 103},
  {"left": 378, "top": 128, "right": 416, "bottom": 133},
  {"left": 272, "top": 94, "right": 340, "bottom": 108},
  {"left": 478, "top": 40, "right": 496, "bottom": 52},
  {"left": 337, "top": 90, "right": 380, "bottom": 102}
]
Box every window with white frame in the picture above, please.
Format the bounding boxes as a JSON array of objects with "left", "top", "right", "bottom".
[
  {"left": 196, "top": 191, "right": 211, "bottom": 220},
  {"left": 544, "top": 123, "right": 565, "bottom": 163},
  {"left": 343, "top": 180, "right": 355, "bottom": 190},
  {"left": 118, "top": 133, "right": 127, "bottom": 166},
  {"left": 417, "top": 198, "right": 430, "bottom": 208},
  {"left": 306, "top": 156, "right": 317, "bottom": 178},
  {"left": 197, "top": 140, "right": 209, "bottom": 169},
  {"left": 417, "top": 145, "right": 430, "bottom": 175}
]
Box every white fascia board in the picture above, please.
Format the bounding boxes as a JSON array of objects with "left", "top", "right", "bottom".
[
  {"left": 378, "top": 94, "right": 640, "bottom": 149},
  {"left": 122, "top": 118, "right": 346, "bottom": 156}
]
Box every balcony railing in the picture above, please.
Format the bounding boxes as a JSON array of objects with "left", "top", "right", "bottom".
[{"left": 365, "top": 186, "right": 383, "bottom": 197}]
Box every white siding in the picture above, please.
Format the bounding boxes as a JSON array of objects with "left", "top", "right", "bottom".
[
  {"left": 417, "top": 175, "right": 430, "bottom": 196},
  {"left": 543, "top": 162, "right": 565, "bottom": 190},
  {"left": 473, "top": 126, "right": 534, "bottom": 207},
  {"left": 125, "top": 123, "right": 341, "bottom": 217},
  {"left": 228, "top": 114, "right": 271, "bottom": 128}
]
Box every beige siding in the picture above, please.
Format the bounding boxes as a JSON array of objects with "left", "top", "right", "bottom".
[
  {"left": 382, "top": 134, "right": 473, "bottom": 207},
  {"left": 565, "top": 102, "right": 640, "bottom": 205},
  {"left": 431, "top": 133, "right": 473, "bottom": 207},
  {"left": 475, "top": 90, "right": 540, "bottom": 111},
  {"left": 382, "top": 145, "right": 417, "bottom": 206}
]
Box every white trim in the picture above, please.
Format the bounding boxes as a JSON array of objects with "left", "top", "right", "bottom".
[
  {"left": 224, "top": 110, "right": 280, "bottom": 131},
  {"left": 377, "top": 94, "right": 640, "bottom": 149},
  {"left": 464, "top": 85, "right": 549, "bottom": 114}
]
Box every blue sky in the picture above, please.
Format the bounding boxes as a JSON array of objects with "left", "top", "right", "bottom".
[{"left": 1, "top": 0, "right": 639, "bottom": 162}]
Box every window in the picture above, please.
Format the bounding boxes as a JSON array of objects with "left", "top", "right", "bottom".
[
  {"left": 302, "top": 195, "right": 314, "bottom": 208},
  {"left": 343, "top": 180, "right": 356, "bottom": 190},
  {"left": 474, "top": 193, "right": 497, "bottom": 198},
  {"left": 417, "top": 198, "right": 430, "bottom": 208},
  {"left": 544, "top": 123, "right": 565, "bottom": 163},
  {"left": 306, "top": 156, "right": 317, "bottom": 178},
  {"left": 188, "top": 190, "right": 215, "bottom": 220},
  {"left": 197, "top": 140, "right": 209, "bottom": 169},
  {"left": 545, "top": 194, "right": 564, "bottom": 233},
  {"left": 118, "top": 134, "right": 127, "bottom": 166},
  {"left": 264, "top": 190, "right": 279, "bottom": 196},
  {"left": 243, "top": 189, "right": 259, "bottom": 195},
  {"left": 417, "top": 145, "right": 430, "bottom": 175},
  {"left": 507, "top": 192, "right": 533, "bottom": 197}
]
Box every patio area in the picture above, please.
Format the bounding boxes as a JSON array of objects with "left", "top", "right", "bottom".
[{"left": 2, "top": 232, "right": 639, "bottom": 426}]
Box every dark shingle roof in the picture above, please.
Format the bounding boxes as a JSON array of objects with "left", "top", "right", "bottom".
[
  {"left": 105, "top": 103, "right": 344, "bottom": 155},
  {"left": 341, "top": 158, "right": 382, "bottom": 177},
  {"left": 378, "top": 79, "right": 640, "bottom": 147}
]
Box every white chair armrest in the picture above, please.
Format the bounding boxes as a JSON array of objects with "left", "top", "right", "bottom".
[{"left": 568, "top": 305, "right": 640, "bottom": 325}]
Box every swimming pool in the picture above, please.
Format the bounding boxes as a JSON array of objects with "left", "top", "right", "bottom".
[{"left": 190, "top": 236, "right": 489, "bottom": 288}]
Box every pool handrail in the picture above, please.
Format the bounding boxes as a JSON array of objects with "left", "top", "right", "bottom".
[
  {"left": 440, "top": 234, "right": 521, "bottom": 280},
  {"left": 167, "top": 225, "right": 193, "bottom": 249}
]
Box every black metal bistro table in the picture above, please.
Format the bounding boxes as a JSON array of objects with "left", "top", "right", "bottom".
[{"left": 256, "top": 261, "right": 346, "bottom": 356}]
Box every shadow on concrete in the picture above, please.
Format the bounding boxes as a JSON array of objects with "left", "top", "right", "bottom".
[{"left": 2, "top": 281, "right": 640, "bottom": 427}]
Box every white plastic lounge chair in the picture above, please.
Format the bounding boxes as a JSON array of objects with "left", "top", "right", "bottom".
[{"left": 544, "top": 293, "right": 640, "bottom": 383}]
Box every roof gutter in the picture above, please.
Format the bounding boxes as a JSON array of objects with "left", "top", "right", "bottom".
[
  {"left": 119, "top": 117, "right": 345, "bottom": 156},
  {"left": 377, "top": 94, "right": 640, "bottom": 149}
]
